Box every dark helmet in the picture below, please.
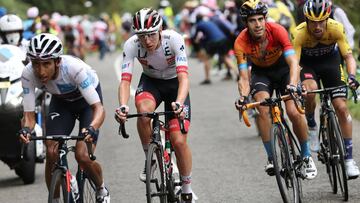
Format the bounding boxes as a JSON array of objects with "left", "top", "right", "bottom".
[{"left": 240, "top": 0, "right": 268, "bottom": 22}]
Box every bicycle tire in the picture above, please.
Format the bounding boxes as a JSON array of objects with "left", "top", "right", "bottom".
[
  {"left": 271, "top": 123, "right": 300, "bottom": 203},
  {"left": 319, "top": 122, "right": 336, "bottom": 194},
  {"left": 166, "top": 150, "right": 181, "bottom": 203},
  {"left": 48, "top": 169, "right": 71, "bottom": 203},
  {"left": 146, "top": 143, "right": 167, "bottom": 203},
  {"left": 328, "top": 113, "right": 348, "bottom": 201},
  {"left": 77, "top": 169, "right": 97, "bottom": 203}
]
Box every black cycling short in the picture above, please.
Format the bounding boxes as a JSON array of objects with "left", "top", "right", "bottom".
[
  {"left": 135, "top": 74, "right": 191, "bottom": 122},
  {"left": 46, "top": 85, "right": 103, "bottom": 144},
  {"left": 250, "top": 56, "right": 290, "bottom": 96},
  {"left": 300, "top": 52, "right": 347, "bottom": 99}
]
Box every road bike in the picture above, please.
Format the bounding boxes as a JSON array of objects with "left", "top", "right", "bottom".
[
  {"left": 240, "top": 90, "right": 306, "bottom": 203},
  {"left": 21, "top": 134, "right": 96, "bottom": 203},
  {"left": 308, "top": 84, "right": 357, "bottom": 201},
  {"left": 118, "top": 111, "right": 186, "bottom": 203}
]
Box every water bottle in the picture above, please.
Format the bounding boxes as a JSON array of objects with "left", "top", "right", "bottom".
[
  {"left": 70, "top": 175, "right": 79, "bottom": 201},
  {"left": 164, "top": 132, "right": 171, "bottom": 166}
]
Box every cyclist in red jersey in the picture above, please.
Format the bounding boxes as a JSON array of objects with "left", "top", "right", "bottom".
[{"left": 234, "top": 0, "right": 317, "bottom": 179}]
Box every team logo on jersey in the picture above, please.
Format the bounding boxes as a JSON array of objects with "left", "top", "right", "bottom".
[
  {"left": 23, "top": 87, "right": 30, "bottom": 94},
  {"left": 180, "top": 45, "right": 184, "bottom": 51},
  {"left": 56, "top": 83, "right": 76, "bottom": 93},
  {"left": 164, "top": 45, "right": 171, "bottom": 56},
  {"left": 49, "top": 112, "right": 60, "bottom": 120},
  {"left": 122, "top": 62, "right": 130, "bottom": 69},
  {"left": 176, "top": 56, "right": 187, "bottom": 62}
]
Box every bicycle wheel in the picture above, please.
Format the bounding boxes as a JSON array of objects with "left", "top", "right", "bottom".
[
  {"left": 320, "top": 121, "right": 337, "bottom": 194},
  {"left": 146, "top": 143, "right": 167, "bottom": 203},
  {"left": 328, "top": 113, "right": 348, "bottom": 201},
  {"left": 48, "top": 169, "right": 71, "bottom": 203},
  {"left": 77, "top": 169, "right": 97, "bottom": 203},
  {"left": 166, "top": 151, "right": 181, "bottom": 203},
  {"left": 271, "top": 123, "right": 300, "bottom": 203}
]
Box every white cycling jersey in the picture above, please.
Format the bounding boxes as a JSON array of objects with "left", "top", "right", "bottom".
[
  {"left": 22, "top": 55, "right": 100, "bottom": 112},
  {"left": 121, "top": 29, "right": 189, "bottom": 81}
]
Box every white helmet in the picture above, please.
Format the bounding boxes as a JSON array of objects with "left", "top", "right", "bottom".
[
  {"left": 0, "top": 14, "right": 23, "bottom": 45},
  {"left": 27, "top": 33, "right": 63, "bottom": 60},
  {"left": 27, "top": 6, "right": 39, "bottom": 18},
  {"left": 132, "top": 8, "right": 163, "bottom": 34}
]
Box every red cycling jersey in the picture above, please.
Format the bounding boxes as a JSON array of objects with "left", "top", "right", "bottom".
[{"left": 234, "top": 22, "right": 294, "bottom": 69}]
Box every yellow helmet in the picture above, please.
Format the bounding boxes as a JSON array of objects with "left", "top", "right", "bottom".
[
  {"left": 303, "top": 0, "right": 332, "bottom": 21},
  {"left": 240, "top": 0, "right": 268, "bottom": 22}
]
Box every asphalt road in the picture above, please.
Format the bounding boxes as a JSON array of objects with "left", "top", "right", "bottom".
[{"left": 1, "top": 51, "right": 360, "bottom": 202}]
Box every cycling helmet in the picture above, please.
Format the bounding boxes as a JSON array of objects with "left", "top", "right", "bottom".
[
  {"left": 240, "top": 0, "right": 268, "bottom": 22},
  {"left": 0, "top": 14, "right": 24, "bottom": 45},
  {"left": 303, "top": 0, "right": 332, "bottom": 21},
  {"left": 27, "top": 33, "right": 63, "bottom": 60},
  {"left": 132, "top": 8, "right": 163, "bottom": 34}
]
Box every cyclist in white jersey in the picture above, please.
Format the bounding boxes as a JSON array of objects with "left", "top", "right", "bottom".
[
  {"left": 115, "top": 8, "right": 195, "bottom": 203},
  {"left": 19, "top": 33, "right": 110, "bottom": 203}
]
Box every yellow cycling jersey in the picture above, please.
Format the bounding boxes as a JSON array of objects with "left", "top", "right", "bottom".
[{"left": 292, "top": 18, "right": 352, "bottom": 61}]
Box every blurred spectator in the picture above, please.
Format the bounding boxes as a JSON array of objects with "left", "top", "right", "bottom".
[
  {"left": 93, "top": 16, "right": 108, "bottom": 60},
  {"left": 23, "top": 6, "right": 39, "bottom": 40},
  {"left": 0, "top": 7, "right": 7, "bottom": 18},
  {"left": 191, "top": 14, "right": 237, "bottom": 84}
]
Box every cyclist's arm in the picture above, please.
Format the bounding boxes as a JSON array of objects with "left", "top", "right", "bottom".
[
  {"left": 343, "top": 53, "right": 357, "bottom": 76},
  {"left": 71, "top": 63, "right": 104, "bottom": 129},
  {"left": 285, "top": 53, "right": 300, "bottom": 86},
  {"left": 172, "top": 31, "right": 189, "bottom": 104},
  {"left": 336, "top": 24, "right": 356, "bottom": 76},
  {"left": 118, "top": 39, "right": 135, "bottom": 106},
  {"left": 234, "top": 40, "right": 250, "bottom": 96},
  {"left": 89, "top": 102, "right": 105, "bottom": 130},
  {"left": 21, "top": 67, "right": 37, "bottom": 130}
]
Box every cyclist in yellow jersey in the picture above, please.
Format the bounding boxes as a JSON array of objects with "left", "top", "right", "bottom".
[{"left": 292, "top": 0, "right": 360, "bottom": 179}]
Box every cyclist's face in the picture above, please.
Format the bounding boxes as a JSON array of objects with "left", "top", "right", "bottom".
[
  {"left": 247, "top": 15, "right": 266, "bottom": 40},
  {"left": 137, "top": 31, "right": 161, "bottom": 52},
  {"left": 31, "top": 59, "right": 58, "bottom": 84},
  {"left": 307, "top": 19, "right": 327, "bottom": 39}
]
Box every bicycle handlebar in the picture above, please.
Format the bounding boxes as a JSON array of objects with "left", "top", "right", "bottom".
[
  {"left": 306, "top": 84, "right": 358, "bottom": 103},
  {"left": 239, "top": 93, "right": 305, "bottom": 127},
  {"left": 20, "top": 135, "right": 96, "bottom": 161},
  {"left": 117, "top": 111, "right": 187, "bottom": 139}
]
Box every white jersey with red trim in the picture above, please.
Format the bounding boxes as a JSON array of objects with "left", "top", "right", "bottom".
[
  {"left": 21, "top": 55, "right": 100, "bottom": 112},
  {"left": 121, "top": 29, "right": 188, "bottom": 81}
]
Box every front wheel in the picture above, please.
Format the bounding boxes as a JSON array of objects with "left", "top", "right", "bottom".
[
  {"left": 146, "top": 143, "right": 167, "bottom": 203},
  {"left": 271, "top": 124, "right": 300, "bottom": 203},
  {"left": 77, "top": 168, "right": 97, "bottom": 203},
  {"left": 329, "top": 114, "right": 348, "bottom": 201},
  {"left": 48, "top": 169, "right": 71, "bottom": 203}
]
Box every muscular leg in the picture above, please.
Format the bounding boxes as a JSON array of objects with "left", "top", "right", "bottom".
[
  {"left": 75, "top": 142, "right": 103, "bottom": 188},
  {"left": 45, "top": 140, "right": 59, "bottom": 190},
  {"left": 135, "top": 98, "right": 156, "bottom": 157}
]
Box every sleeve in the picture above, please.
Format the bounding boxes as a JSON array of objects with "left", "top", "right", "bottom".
[
  {"left": 335, "top": 23, "right": 352, "bottom": 57},
  {"left": 171, "top": 31, "right": 189, "bottom": 74},
  {"left": 21, "top": 67, "right": 36, "bottom": 112},
  {"left": 275, "top": 24, "right": 295, "bottom": 57},
  {"left": 233, "top": 35, "right": 248, "bottom": 70},
  {"left": 333, "top": 8, "right": 355, "bottom": 49},
  {"left": 120, "top": 39, "right": 136, "bottom": 82},
  {"left": 71, "top": 63, "right": 100, "bottom": 105},
  {"left": 291, "top": 29, "right": 303, "bottom": 61}
]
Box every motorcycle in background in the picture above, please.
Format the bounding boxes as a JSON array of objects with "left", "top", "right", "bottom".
[{"left": 0, "top": 44, "right": 45, "bottom": 184}]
